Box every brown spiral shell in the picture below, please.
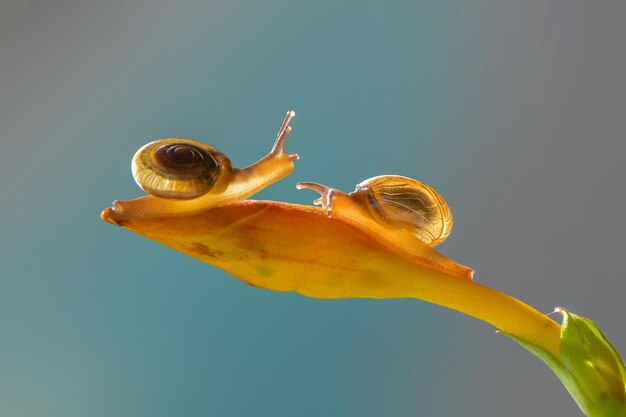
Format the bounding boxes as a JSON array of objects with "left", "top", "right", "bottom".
[{"left": 131, "top": 139, "right": 225, "bottom": 199}]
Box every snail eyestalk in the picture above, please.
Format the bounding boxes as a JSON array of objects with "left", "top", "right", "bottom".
[
  {"left": 272, "top": 110, "right": 297, "bottom": 158},
  {"left": 296, "top": 182, "right": 336, "bottom": 216}
]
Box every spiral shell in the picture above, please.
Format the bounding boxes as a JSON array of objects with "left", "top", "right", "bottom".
[
  {"left": 131, "top": 139, "right": 225, "bottom": 199},
  {"left": 355, "top": 175, "right": 453, "bottom": 246}
]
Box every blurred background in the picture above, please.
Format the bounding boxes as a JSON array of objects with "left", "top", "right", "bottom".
[{"left": 1, "top": 1, "right": 624, "bottom": 416}]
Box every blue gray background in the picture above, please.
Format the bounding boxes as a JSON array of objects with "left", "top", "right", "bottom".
[{"left": 1, "top": 1, "right": 624, "bottom": 416}]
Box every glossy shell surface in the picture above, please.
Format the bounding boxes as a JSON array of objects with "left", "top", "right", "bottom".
[
  {"left": 356, "top": 175, "right": 453, "bottom": 246},
  {"left": 132, "top": 139, "right": 223, "bottom": 199}
]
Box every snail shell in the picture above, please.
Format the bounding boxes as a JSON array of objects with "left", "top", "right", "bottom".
[
  {"left": 354, "top": 175, "right": 453, "bottom": 246},
  {"left": 131, "top": 139, "right": 229, "bottom": 199}
]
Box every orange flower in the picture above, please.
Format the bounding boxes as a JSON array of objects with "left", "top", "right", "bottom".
[{"left": 101, "top": 110, "right": 560, "bottom": 358}]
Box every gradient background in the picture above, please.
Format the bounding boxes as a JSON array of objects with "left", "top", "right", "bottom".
[{"left": 1, "top": 1, "right": 625, "bottom": 416}]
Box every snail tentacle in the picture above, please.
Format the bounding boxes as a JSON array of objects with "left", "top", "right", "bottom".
[
  {"left": 296, "top": 182, "right": 335, "bottom": 216},
  {"left": 271, "top": 110, "right": 299, "bottom": 161}
]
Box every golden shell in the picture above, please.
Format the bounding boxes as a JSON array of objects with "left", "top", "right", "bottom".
[
  {"left": 131, "top": 139, "right": 225, "bottom": 199},
  {"left": 355, "top": 175, "right": 453, "bottom": 246}
]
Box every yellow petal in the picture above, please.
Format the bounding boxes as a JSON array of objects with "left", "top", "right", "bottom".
[{"left": 102, "top": 200, "right": 560, "bottom": 356}]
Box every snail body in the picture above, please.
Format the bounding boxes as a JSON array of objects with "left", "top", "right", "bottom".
[
  {"left": 297, "top": 175, "right": 473, "bottom": 280},
  {"left": 106, "top": 111, "right": 298, "bottom": 222}
]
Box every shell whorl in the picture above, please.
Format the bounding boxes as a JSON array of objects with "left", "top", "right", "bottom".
[
  {"left": 355, "top": 175, "right": 453, "bottom": 246},
  {"left": 131, "top": 139, "right": 224, "bottom": 199}
]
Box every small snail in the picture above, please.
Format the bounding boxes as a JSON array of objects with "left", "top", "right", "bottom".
[
  {"left": 107, "top": 111, "right": 298, "bottom": 222},
  {"left": 297, "top": 175, "right": 473, "bottom": 279}
]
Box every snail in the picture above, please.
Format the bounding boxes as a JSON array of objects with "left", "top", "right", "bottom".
[
  {"left": 299, "top": 175, "right": 452, "bottom": 246},
  {"left": 107, "top": 110, "right": 298, "bottom": 222},
  {"left": 297, "top": 175, "right": 473, "bottom": 279}
]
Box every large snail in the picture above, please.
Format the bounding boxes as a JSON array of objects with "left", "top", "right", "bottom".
[{"left": 107, "top": 110, "right": 298, "bottom": 221}]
